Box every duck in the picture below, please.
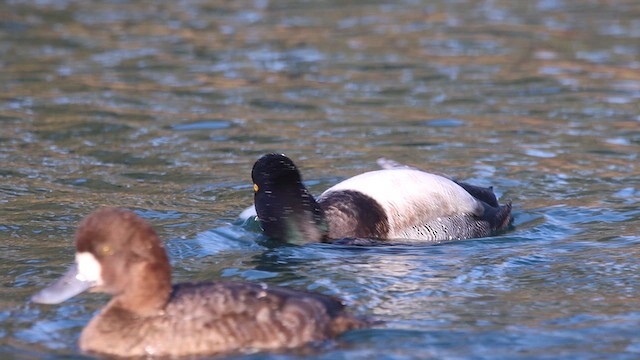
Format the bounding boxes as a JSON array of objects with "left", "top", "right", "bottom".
[
  {"left": 30, "top": 208, "right": 367, "bottom": 358},
  {"left": 251, "top": 153, "right": 512, "bottom": 244}
]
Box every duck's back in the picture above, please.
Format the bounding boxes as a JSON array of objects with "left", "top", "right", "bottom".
[
  {"left": 79, "top": 281, "right": 364, "bottom": 357},
  {"left": 317, "top": 169, "right": 486, "bottom": 240}
]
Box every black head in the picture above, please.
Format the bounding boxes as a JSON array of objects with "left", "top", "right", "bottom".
[
  {"left": 251, "top": 153, "right": 302, "bottom": 190},
  {"left": 251, "top": 154, "right": 327, "bottom": 243}
]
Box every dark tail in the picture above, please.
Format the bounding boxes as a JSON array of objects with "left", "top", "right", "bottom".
[
  {"left": 330, "top": 313, "right": 379, "bottom": 336},
  {"left": 455, "top": 181, "right": 500, "bottom": 207},
  {"left": 488, "top": 201, "right": 513, "bottom": 231}
]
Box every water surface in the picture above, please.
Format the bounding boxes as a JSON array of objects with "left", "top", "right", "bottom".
[{"left": 1, "top": 0, "right": 639, "bottom": 359}]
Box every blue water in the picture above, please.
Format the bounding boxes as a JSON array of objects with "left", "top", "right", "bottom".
[{"left": 1, "top": 0, "right": 640, "bottom": 359}]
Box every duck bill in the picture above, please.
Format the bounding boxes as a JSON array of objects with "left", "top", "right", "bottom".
[{"left": 31, "top": 263, "right": 93, "bottom": 304}]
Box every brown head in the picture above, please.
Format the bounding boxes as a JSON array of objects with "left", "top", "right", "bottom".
[{"left": 32, "top": 208, "right": 172, "bottom": 315}]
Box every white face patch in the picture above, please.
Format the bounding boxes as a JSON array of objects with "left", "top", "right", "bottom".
[{"left": 75, "top": 252, "right": 103, "bottom": 286}]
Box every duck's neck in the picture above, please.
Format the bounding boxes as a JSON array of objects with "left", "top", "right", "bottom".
[
  {"left": 110, "top": 261, "right": 172, "bottom": 317},
  {"left": 256, "top": 184, "right": 328, "bottom": 244}
]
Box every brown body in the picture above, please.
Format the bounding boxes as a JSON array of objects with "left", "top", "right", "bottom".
[
  {"left": 32, "top": 208, "right": 367, "bottom": 358},
  {"left": 80, "top": 281, "right": 362, "bottom": 357}
]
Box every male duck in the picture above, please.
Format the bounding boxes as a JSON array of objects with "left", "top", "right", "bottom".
[
  {"left": 251, "top": 153, "right": 512, "bottom": 243},
  {"left": 31, "top": 208, "right": 367, "bottom": 358}
]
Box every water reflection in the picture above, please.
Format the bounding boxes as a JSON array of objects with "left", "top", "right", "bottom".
[{"left": 2, "top": 0, "right": 640, "bottom": 358}]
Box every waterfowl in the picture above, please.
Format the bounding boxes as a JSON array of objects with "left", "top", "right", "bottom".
[
  {"left": 30, "top": 208, "right": 367, "bottom": 358},
  {"left": 251, "top": 153, "right": 512, "bottom": 244}
]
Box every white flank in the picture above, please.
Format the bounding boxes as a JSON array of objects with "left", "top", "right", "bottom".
[
  {"left": 76, "top": 252, "right": 103, "bottom": 285},
  {"left": 318, "top": 169, "right": 484, "bottom": 236}
]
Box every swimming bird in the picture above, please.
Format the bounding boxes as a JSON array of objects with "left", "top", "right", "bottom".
[
  {"left": 251, "top": 153, "right": 512, "bottom": 244},
  {"left": 30, "top": 208, "right": 367, "bottom": 358}
]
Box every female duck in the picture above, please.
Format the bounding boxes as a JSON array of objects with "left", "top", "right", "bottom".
[
  {"left": 31, "top": 208, "right": 366, "bottom": 358},
  {"left": 251, "top": 153, "right": 512, "bottom": 244}
]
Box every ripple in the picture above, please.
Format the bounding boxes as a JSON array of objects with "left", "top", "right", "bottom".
[
  {"left": 249, "top": 99, "right": 320, "bottom": 112},
  {"left": 171, "top": 120, "right": 232, "bottom": 131},
  {"left": 421, "top": 118, "right": 466, "bottom": 127},
  {"left": 195, "top": 226, "right": 265, "bottom": 255},
  {"left": 523, "top": 148, "right": 557, "bottom": 158},
  {"left": 4, "top": 0, "right": 640, "bottom": 358}
]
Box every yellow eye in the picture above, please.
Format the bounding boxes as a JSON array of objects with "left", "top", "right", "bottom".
[
  {"left": 101, "top": 245, "right": 113, "bottom": 256},
  {"left": 253, "top": 184, "right": 259, "bottom": 192}
]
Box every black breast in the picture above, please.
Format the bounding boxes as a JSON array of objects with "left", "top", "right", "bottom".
[{"left": 319, "top": 190, "right": 390, "bottom": 240}]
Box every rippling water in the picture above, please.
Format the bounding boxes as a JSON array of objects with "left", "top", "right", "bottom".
[{"left": 1, "top": 0, "right": 639, "bottom": 359}]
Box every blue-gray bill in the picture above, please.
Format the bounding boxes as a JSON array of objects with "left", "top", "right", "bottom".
[{"left": 31, "top": 263, "right": 92, "bottom": 304}]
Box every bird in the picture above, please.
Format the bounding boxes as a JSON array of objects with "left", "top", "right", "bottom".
[
  {"left": 251, "top": 153, "right": 512, "bottom": 244},
  {"left": 30, "top": 208, "right": 367, "bottom": 358}
]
